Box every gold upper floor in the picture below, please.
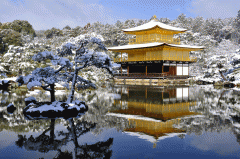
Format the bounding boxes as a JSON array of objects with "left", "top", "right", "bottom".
[
  {"left": 124, "top": 25, "right": 184, "bottom": 45},
  {"left": 108, "top": 17, "right": 203, "bottom": 63},
  {"left": 113, "top": 46, "right": 198, "bottom": 63},
  {"left": 129, "top": 33, "right": 180, "bottom": 45}
]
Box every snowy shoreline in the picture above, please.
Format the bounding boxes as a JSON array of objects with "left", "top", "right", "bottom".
[{"left": 3, "top": 76, "right": 240, "bottom": 89}]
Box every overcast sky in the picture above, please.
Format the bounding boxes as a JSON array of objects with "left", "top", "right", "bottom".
[{"left": 0, "top": 0, "right": 239, "bottom": 30}]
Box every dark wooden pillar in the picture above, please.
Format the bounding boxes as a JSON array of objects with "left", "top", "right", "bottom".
[
  {"left": 175, "top": 62, "right": 177, "bottom": 76},
  {"left": 176, "top": 62, "right": 177, "bottom": 76},
  {"left": 120, "top": 86, "right": 123, "bottom": 107},
  {"left": 127, "top": 66, "right": 129, "bottom": 76},
  {"left": 121, "top": 66, "right": 122, "bottom": 76},
  {"left": 146, "top": 65, "right": 147, "bottom": 76},
  {"left": 169, "top": 62, "right": 172, "bottom": 76},
  {"left": 182, "top": 63, "right": 183, "bottom": 77},
  {"left": 145, "top": 87, "right": 147, "bottom": 99}
]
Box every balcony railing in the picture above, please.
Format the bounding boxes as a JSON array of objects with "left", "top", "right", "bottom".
[
  {"left": 114, "top": 57, "right": 197, "bottom": 63},
  {"left": 129, "top": 34, "right": 180, "bottom": 45},
  {"left": 114, "top": 73, "right": 168, "bottom": 77}
]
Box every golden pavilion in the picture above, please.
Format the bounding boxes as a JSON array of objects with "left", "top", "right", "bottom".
[
  {"left": 107, "top": 86, "right": 199, "bottom": 147},
  {"left": 108, "top": 16, "right": 204, "bottom": 79}
]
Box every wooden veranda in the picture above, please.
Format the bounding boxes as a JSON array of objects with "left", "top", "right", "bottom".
[{"left": 114, "top": 73, "right": 192, "bottom": 79}]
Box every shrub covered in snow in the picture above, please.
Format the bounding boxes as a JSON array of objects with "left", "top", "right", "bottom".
[{"left": 195, "top": 40, "right": 240, "bottom": 83}]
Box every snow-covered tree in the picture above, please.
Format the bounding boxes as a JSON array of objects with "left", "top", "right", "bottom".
[
  {"left": 16, "top": 34, "right": 113, "bottom": 118},
  {"left": 191, "top": 16, "right": 204, "bottom": 33},
  {"left": 16, "top": 50, "right": 72, "bottom": 102},
  {"left": 235, "top": 10, "right": 240, "bottom": 31},
  {"left": 195, "top": 39, "right": 240, "bottom": 82}
]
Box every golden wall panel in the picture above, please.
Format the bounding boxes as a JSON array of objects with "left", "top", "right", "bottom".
[
  {"left": 129, "top": 33, "right": 180, "bottom": 45},
  {"left": 113, "top": 47, "right": 195, "bottom": 62},
  {"left": 127, "top": 101, "right": 193, "bottom": 114},
  {"left": 169, "top": 49, "right": 177, "bottom": 61},
  {"left": 127, "top": 118, "right": 181, "bottom": 134},
  {"left": 162, "top": 48, "right": 169, "bottom": 60},
  {"left": 128, "top": 101, "right": 146, "bottom": 109},
  {"left": 128, "top": 53, "right": 135, "bottom": 61},
  {"left": 146, "top": 50, "right": 163, "bottom": 61},
  {"left": 182, "top": 51, "right": 189, "bottom": 61},
  {"left": 176, "top": 50, "right": 183, "bottom": 61},
  {"left": 128, "top": 52, "right": 146, "bottom": 61}
]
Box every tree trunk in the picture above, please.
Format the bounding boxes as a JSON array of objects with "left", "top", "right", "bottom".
[
  {"left": 67, "top": 44, "right": 84, "bottom": 103},
  {"left": 219, "top": 70, "right": 228, "bottom": 81},
  {"left": 50, "top": 84, "right": 55, "bottom": 102},
  {"left": 49, "top": 119, "right": 55, "bottom": 144},
  {"left": 67, "top": 65, "right": 79, "bottom": 103},
  {"left": 69, "top": 118, "right": 79, "bottom": 148}
]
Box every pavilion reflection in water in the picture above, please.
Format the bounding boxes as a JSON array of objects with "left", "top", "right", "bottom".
[{"left": 108, "top": 85, "right": 198, "bottom": 147}]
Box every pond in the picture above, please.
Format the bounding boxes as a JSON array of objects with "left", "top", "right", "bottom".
[{"left": 1, "top": 84, "right": 240, "bottom": 159}]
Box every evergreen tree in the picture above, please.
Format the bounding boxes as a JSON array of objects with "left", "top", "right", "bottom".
[
  {"left": 192, "top": 16, "right": 204, "bottom": 33},
  {"left": 234, "top": 10, "right": 240, "bottom": 43},
  {"left": 235, "top": 10, "right": 240, "bottom": 30},
  {"left": 159, "top": 17, "right": 171, "bottom": 24},
  {"left": 44, "top": 27, "right": 63, "bottom": 39},
  {"left": 0, "top": 20, "right": 36, "bottom": 37},
  {"left": 63, "top": 25, "right": 71, "bottom": 30}
]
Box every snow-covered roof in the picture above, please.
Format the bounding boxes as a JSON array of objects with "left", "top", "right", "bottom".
[
  {"left": 108, "top": 42, "right": 204, "bottom": 51},
  {"left": 123, "top": 19, "right": 187, "bottom": 32},
  {"left": 125, "top": 132, "right": 186, "bottom": 143},
  {"left": 124, "top": 131, "right": 159, "bottom": 143},
  {"left": 106, "top": 112, "right": 163, "bottom": 122},
  {"left": 108, "top": 42, "right": 164, "bottom": 50}
]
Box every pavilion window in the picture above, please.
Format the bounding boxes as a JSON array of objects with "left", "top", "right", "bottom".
[
  {"left": 163, "top": 92, "right": 170, "bottom": 98},
  {"left": 163, "top": 66, "right": 169, "bottom": 72}
]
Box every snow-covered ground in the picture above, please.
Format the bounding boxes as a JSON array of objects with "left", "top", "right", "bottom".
[
  {"left": 194, "top": 40, "right": 240, "bottom": 84},
  {"left": 3, "top": 77, "right": 17, "bottom": 81}
]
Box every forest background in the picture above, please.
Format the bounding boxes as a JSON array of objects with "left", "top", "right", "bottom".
[{"left": 1, "top": 11, "right": 240, "bottom": 82}]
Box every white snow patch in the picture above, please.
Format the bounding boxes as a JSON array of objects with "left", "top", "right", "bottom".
[
  {"left": 123, "top": 19, "right": 187, "bottom": 32},
  {"left": 106, "top": 113, "right": 163, "bottom": 122},
  {"left": 2, "top": 77, "right": 17, "bottom": 81},
  {"left": 26, "top": 101, "right": 64, "bottom": 113},
  {"left": 27, "top": 90, "right": 41, "bottom": 96},
  {"left": 233, "top": 123, "right": 240, "bottom": 128},
  {"left": 108, "top": 42, "right": 204, "bottom": 50}
]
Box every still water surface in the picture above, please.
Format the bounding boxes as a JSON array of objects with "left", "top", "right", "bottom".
[{"left": 1, "top": 85, "right": 240, "bottom": 159}]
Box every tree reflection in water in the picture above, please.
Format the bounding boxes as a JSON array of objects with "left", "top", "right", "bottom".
[
  {"left": 8, "top": 85, "right": 240, "bottom": 158},
  {"left": 175, "top": 86, "right": 240, "bottom": 145},
  {"left": 15, "top": 118, "right": 113, "bottom": 159}
]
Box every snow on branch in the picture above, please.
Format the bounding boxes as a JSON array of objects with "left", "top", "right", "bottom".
[
  {"left": 51, "top": 57, "right": 73, "bottom": 68},
  {"left": 91, "top": 51, "right": 113, "bottom": 74},
  {"left": 76, "top": 76, "right": 96, "bottom": 90},
  {"left": 57, "top": 43, "right": 77, "bottom": 56},
  {"left": 27, "top": 81, "right": 42, "bottom": 90},
  {"left": 90, "top": 37, "right": 107, "bottom": 51},
  {"left": 16, "top": 75, "right": 33, "bottom": 87},
  {"left": 75, "top": 51, "right": 113, "bottom": 74},
  {"left": 32, "top": 51, "right": 58, "bottom": 62},
  {"left": 17, "top": 67, "right": 60, "bottom": 90}
]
